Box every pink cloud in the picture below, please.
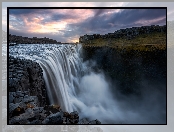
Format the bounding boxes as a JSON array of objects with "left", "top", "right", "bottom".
[{"left": 135, "top": 16, "right": 166, "bottom": 25}]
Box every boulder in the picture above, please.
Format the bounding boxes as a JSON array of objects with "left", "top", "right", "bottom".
[
  {"left": 9, "top": 103, "right": 20, "bottom": 115},
  {"left": 89, "top": 119, "right": 101, "bottom": 124},
  {"left": 9, "top": 93, "right": 15, "bottom": 103},
  {"left": 42, "top": 112, "right": 63, "bottom": 124},
  {"left": 78, "top": 118, "right": 89, "bottom": 124}
]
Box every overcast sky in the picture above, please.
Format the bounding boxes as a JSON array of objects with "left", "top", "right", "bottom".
[{"left": 2, "top": 2, "right": 171, "bottom": 43}]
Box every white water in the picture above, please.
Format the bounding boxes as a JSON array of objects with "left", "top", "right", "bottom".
[
  {"left": 10, "top": 44, "right": 82, "bottom": 111},
  {"left": 9, "top": 44, "right": 166, "bottom": 124},
  {"left": 9, "top": 44, "right": 118, "bottom": 122}
]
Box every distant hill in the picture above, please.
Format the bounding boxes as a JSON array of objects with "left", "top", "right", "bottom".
[{"left": 8, "top": 34, "right": 61, "bottom": 44}]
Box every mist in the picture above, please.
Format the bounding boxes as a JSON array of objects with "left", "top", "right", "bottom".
[
  {"left": 9, "top": 44, "right": 166, "bottom": 124},
  {"left": 71, "top": 57, "right": 166, "bottom": 124}
]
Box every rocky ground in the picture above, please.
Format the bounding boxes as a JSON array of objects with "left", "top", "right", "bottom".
[{"left": 8, "top": 56, "right": 101, "bottom": 125}]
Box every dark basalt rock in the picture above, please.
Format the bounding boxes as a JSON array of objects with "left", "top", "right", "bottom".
[
  {"left": 8, "top": 56, "right": 101, "bottom": 124},
  {"left": 89, "top": 119, "right": 101, "bottom": 124},
  {"left": 62, "top": 111, "right": 79, "bottom": 124},
  {"left": 9, "top": 95, "right": 99, "bottom": 124},
  {"left": 42, "top": 112, "right": 63, "bottom": 124},
  {"left": 9, "top": 93, "right": 15, "bottom": 103},
  {"left": 78, "top": 118, "right": 89, "bottom": 124},
  {"left": 9, "top": 103, "right": 20, "bottom": 116},
  {"left": 78, "top": 118, "right": 101, "bottom": 124},
  {"left": 82, "top": 46, "right": 167, "bottom": 96},
  {"left": 70, "top": 111, "right": 79, "bottom": 119},
  {"left": 9, "top": 56, "right": 47, "bottom": 106}
]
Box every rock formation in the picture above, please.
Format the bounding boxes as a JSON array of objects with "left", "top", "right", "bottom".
[
  {"left": 8, "top": 56, "right": 101, "bottom": 124},
  {"left": 79, "top": 25, "right": 166, "bottom": 44},
  {"left": 9, "top": 56, "right": 47, "bottom": 106}
]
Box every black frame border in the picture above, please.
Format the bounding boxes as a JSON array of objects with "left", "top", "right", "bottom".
[{"left": 7, "top": 6, "right": 167, "bottom": 125}]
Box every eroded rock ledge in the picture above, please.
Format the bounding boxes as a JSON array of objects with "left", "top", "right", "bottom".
[
  {"left": 8, "top": 56, "right": 101, "bottom": 124},
  {"left": 9, "top": 56, "right": 47, "bottom": 107}
]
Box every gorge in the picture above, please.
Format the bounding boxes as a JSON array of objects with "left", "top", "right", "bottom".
[{"left": 8, "top": 25, "right": 167, "bottom": 124}]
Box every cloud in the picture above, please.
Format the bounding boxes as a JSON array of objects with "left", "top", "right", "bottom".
[
  {"left": 9, "top": 8, "right": 166, "bottom": 42},
  {"left": 9, "top": 9, "right": 43, "bottom": 15},
  {"left": 65, "top": 9, "right": 166, "bottom": 36},
  {"left": 9, "top": 28, "right": 79, "bottom": 43}
]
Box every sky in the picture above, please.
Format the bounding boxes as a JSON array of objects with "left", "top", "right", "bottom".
[{"left": 8, "top": 7, "right": 166, "bottom": 43}]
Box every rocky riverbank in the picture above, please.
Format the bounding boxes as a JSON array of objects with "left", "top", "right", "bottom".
[{"left": 8, "top": 56, "right": 101, "bottom": 124}]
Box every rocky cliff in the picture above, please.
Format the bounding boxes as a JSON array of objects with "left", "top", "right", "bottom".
[
  {"left": 79, "top": 25, "right": 166, "bottom": 47},
  {"left": 82, "top": 46, "right": 166, "bottom": 95},
  {"left": 8, "top": 56, "right": 101, "bottom": 125},
  {"left": 9, "top": 56, "right": 47, "bottom": 106}
]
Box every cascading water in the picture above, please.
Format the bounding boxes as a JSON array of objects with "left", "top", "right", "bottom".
[
  {"left": 9, "top": 44, "right": 120, "bottom": 123},
  {"left": 9, "top": 44, "right": 84, "bottom": 112},
  {"left": 9, "top": 43, "right": 166, "bottom": 124},
  {"left": 37, "top": 44, "right": 84, "bottom": 112}
]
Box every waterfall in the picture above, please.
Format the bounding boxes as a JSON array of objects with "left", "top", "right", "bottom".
[
  {"left": 9, "top": 44, "right": 118, "bottom": 123},
  {"left": 37, "top": 44, "right": 83, "bottom": 112},
  {"left": 10, "top": 44, "right": 83, "bottom": 112},
  {"left": 9, "top": 43, "right": 166, "bottom": 124}
]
